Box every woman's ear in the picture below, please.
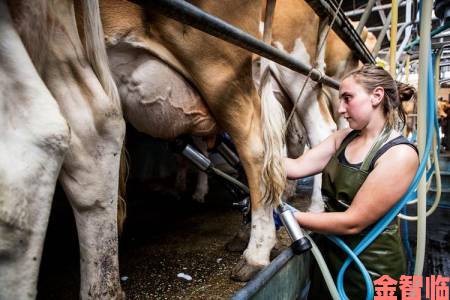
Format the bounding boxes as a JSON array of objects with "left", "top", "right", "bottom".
[{"left": 371, "top": 86, "right": 384, "bottom": 106}]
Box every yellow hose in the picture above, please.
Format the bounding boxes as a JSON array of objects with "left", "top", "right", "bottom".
[{"left": 390, "top": 0, "right": 398, "bottom": 76}]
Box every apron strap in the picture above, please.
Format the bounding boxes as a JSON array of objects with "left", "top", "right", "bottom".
[
  {"left": 361, "top": 124, "right": 393, "bottom": 172},
  {"left": 336, "top": 130, "right": 361, "bottom": 157}
]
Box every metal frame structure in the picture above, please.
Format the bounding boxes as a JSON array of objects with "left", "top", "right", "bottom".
[
  {"left": 137, "top": 0, "right": 378, "bottom": 91},
  {"left": 305, "top": 0, "right": 375, "bottom": 64}
]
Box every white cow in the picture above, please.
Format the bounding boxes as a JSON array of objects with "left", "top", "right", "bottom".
[
  {"left": 1, "top": 0, "right": 125, "bottom": 298},
  {"left": 0, "top": 1, "right": 70, "bottom": 298}
]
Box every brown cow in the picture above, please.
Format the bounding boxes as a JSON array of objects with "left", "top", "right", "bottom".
[{"left": 100, "top": 0, "right": 286, "bottom": 281}]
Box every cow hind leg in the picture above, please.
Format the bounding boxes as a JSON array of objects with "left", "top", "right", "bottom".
[
  {"left": 0, "top": 2, "right": 70, "bottom": 298},
  {"left": 43, "top": 0, "right": 125, "bottom": 298},
  {"left": 224, "top": 86, "right": 283, "bottom": 281}
]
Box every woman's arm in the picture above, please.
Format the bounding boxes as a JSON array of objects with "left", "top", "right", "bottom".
[
  {"left": 293, "top": 144, "right": 419, "bottom": 235},
  {"left": 285, "top": 128, "right": 352, "bottom": 179}
]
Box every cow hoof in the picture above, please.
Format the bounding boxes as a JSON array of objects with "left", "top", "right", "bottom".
[
  {"left": 230, "top": 257, "right": 264, "bottom": 282},
  {"left": 225, "top": 223, "right": 250, "bottom": 252}
]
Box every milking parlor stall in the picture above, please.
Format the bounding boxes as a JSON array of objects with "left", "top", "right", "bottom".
[{"left": 1, "top": 0, "right": 449, "bottom": 299}]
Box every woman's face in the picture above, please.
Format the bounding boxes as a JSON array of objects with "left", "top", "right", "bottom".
[{"left": 338, "top": 76, "right": 376, "bottom": 130}]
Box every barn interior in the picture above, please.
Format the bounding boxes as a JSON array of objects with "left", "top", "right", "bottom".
[{"left": 34, "top": 0, "right": 450, "bottom": 299}]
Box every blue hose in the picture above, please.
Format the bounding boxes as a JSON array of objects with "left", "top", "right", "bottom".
[
  {"left": 333, "top": 45, "right": 437, "bottom": 299},
  {"left": 400, "top": 205, "right": 415, "bottom": 275},
  {"left": 327, "top": 236, "right": 373, "bottom": 300}
]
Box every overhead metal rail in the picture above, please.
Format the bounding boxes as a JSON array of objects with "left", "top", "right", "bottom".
[
  {"left": 368, "top": 17, "right": 440, "bottom": 32},
  {"left": 138, "top": 0, "right": 340, "bottom": 89},
  {"left": 405, "top": 22, "right": 450, "bottom": 52},
  {"left": 345, "top": 2, "right": 407, "bottom": 17},
  {"left": 305, "top": 0, "right": 376, "bottom": 64}
]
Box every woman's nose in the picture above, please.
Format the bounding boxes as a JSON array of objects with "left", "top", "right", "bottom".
[{"left": 338, "top": 101, "right": 346, "bottom": 114}]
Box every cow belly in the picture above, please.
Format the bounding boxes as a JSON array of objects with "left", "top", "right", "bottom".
[{"left": 108, "top": 45, "right": 217, "bottom": 139}]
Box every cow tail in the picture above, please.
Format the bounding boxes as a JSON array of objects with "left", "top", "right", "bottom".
[
  {"left": 81, "top": 0, "right": 121, "bottom": 109},
  {"left": 81, "top": 0, "right": 127, "bottom": 233},
  {"left": 259, "top": 63, "right": 286, "bottom": 207}
]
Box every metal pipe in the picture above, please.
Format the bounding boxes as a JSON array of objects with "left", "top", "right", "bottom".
[
  {"left": 356, "top": 0, "right": 377, "bottom": 35},
  {"left": 414, "top": 0, "right": 432, "bottom": 277},
  {"left": 405, "top": 54, "right": 410, "bottom": 83},
  {"left": 377, "top": 0, "right": 389, "bottom": 27},
  {"left": 373, "top": 10, "right": 392, "bottom": 56},
  {"left": 402, "top": 54, "right": 411, "bottom": 136},
  {"left": 405, "top": 22, "right": 450, "bottom": 51},
  {"left": 390, "top": 0, "right": 398, "bottom": 76},
  {"left": 231, "top": 248, "right": 309, "bottom": 300},
  {"left": 368, "top": 17, "right": 438, "bottom": 32},
  {"left": 305, "top": 0, "right": 375, "bottom": 64},
  {"left": 140, "top": 0, "right": 340, "bottom": 89},
  {"left": 433, "top": 31, "right": 450, "bottom": 39},
  {"left": 396, "top": 0, "right": 413, "bottom": 61},
  {"left": 345, "top": 1, "right": 406, "bottom": 17},
  {"left": 368, "top": 22, "right": 406, "bottom": 32}
]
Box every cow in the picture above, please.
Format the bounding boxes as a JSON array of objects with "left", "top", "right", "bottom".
[
  {"left": 99, "top": 0, "right": 286, "bottom": 281},
  {"left": 1, "top": 0, "right": 126, "bottom": 298},
  {"left": 0, "top": 1, "right": 70, "bottom": 298},
  {"left": 254, "top": 0, "right": 375, "bottom": 213}
]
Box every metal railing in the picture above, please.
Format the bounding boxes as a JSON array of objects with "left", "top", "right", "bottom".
[
  {"left": 305, "top": 0, "right": 375, "bottom": 64},
  {"left": 137, "top": 0, "right": 375, "bottom": 90}
]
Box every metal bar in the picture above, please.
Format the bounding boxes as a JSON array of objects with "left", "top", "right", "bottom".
[
  {"left": 369, "top": 22, "right": 408, "bottom": 32},
  {"left": 396, "top": 0, "right": 413, "bottom": 61},
  {"left": 368, "top": 17, "right": 439, "bottom": 32},
  {"left": 405, "top": 22, "right": 450, "bottom": 51},
  {"left": 231, "top": 247, "right": 310, "bottom": 300},
  {"left": 414, "top": 0, "right": 432, "bottom": 276},
  {"left": 432, "top": 31, "right": 450, "bottom": 39},
  {"left": 373, "top": 10, "right": 392, "bottom": 56},
  {"left": 345, "top": 2, "right": 407, "bottom": 17},
  {"left": 305, "top": 0, "right": 376, "bottom": 64},
  {"left": 356, "top": 0, "right": 377, "bottom": 34},
  {"left": 139, "top": 0, "right": 340, "bottom": 89},
  {"left": 376, "top": 0, "right": 388, "bottom": 24},
  {"left": 432, "top": 42, "right": 450, "bottom": 49},
  {"left": 231, "top": 248, "right": 295, "bottom": 299}
]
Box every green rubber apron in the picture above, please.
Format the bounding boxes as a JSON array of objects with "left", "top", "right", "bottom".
[{"left": 308, "top": 126, "right": 406, "bottom": 300}]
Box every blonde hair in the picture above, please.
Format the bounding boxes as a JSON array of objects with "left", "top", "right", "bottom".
[{"left": 343, "top": 64, "right": 416, "bottom": 129}]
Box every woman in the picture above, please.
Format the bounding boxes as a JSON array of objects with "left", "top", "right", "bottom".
[{"left": 284, "top": 65, "right": 419, "bottom": 299}]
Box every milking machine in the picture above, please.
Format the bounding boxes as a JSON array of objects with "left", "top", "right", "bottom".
[
  {"left": 170, "top": 136, "right": 312, "bottom": 255},
  {"left": 274, "top": 202, "right": 312, "bottom": 254},
  {"left": 170, "top": 137, "right": 250, "bottom": 223}
]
